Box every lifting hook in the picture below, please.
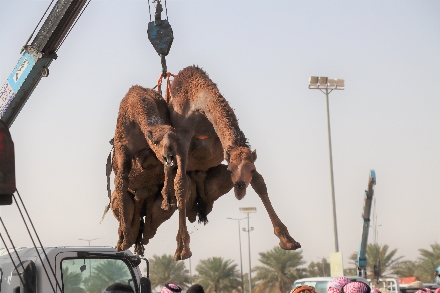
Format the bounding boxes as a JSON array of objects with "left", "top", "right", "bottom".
[{"left": 148, "top": 0, "right": 173, "bottom": 78}]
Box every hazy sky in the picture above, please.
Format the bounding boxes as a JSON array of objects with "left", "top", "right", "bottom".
[{"left": 0, "top": 0, "right": 439, "bottom": 277}]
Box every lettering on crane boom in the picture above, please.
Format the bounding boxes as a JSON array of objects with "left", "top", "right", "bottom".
[{"left": 13, "top": 58, "right": 30, "bottom": 83}]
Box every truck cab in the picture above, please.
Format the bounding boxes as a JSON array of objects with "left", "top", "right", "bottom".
[{"left": 0, "top": 246, "right": 151, "bottom": 293}]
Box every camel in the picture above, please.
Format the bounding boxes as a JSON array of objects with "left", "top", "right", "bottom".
[
  {"left": 111, "top": 85, "right": 179, "bottom": 251},
  {"left": 168, "top": 66, "right": 301, "bottom": 255}
]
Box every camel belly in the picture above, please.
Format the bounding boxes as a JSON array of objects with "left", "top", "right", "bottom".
[{"left": 186, "top": 135, "right": 224, "bottom": 171}]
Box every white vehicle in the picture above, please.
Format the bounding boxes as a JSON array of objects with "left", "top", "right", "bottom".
[
  {"left": 0, "top": 246, "right": 151, "bottom": 293},
  {"left": 368, "top": 278, "right": 400, "bottom": 293},
  {"left": 293, "top": 277, "right": 369, "bottom": 293}
]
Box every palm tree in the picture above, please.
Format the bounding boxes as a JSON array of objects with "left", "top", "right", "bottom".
[
  {"left": 252, "top": 246, "right": 306, "bottom": 293},
  {"left": 194, "top": 257, "right": 241, "bottom": 293},
  {"left": 149, "top": 254, "right": 191, "bottom": 290},
  {"left": 394, "top": 260, "right": 419, "bottom": 278},
  {"left": 243, "top": 273, "right": 254, "bottom": 293},
  {"left": 307, "top": 258, "right": 330, "bottom": 277},
  {"left": 83, "top": 260, "right": 130, "bottom": 293},
  {"left": 417, "top": 243, "right": 440, "bottom": 282},
  {"left": 344, "top": 244, "right": 403, "bottom": 278},
  {"left": 62, "top": 267, "right": 86, "bottom": 293},
  {"left": 366, "top": 243, "right": 403, "bottom": 278}
]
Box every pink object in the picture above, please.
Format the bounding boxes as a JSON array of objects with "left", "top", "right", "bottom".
[
  {"left": 371, "top": 288, "right": 381, "bottom": 293},
  {"left": 328, "top": 277, "right": 351, "bottom": 293},
  {"left": 434, "top": 288, "right": 440, "bottom": 293},
  {"left": 342, "top": 282, "right": 370, "bottom": 293},
  {"left": 161, "top": 284, "right": 182, "bottom": 293}
]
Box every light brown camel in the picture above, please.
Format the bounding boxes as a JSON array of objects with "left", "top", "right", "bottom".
[
  {"left": 168, "top": 66, "right": 301, "bottom": 255},
  {"left": 111, "top": 85, "right": 179, "bottom": 251}
]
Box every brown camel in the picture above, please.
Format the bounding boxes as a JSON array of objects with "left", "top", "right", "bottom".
[
  {"left": 111, "top": 85, "right": 179, "bottom": 251},
  {"left": 168, "top": 66, "right": 301, "bottom": 254}
]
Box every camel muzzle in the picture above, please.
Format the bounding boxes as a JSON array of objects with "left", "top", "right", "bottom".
[{"left": 234, "top": 181, "right": 247, "bottom": 200}]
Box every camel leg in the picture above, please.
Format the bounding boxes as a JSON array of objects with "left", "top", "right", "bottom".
[
  {"left": 187, "top": 171, "right": 208, "bottom": 224},
  {"left": 185, "top": 175, "right": 198, "bottom": 223},
  {"left": 250, "top": 170, "right": 301, "bottom": 250},
  {"left": 161, "top": 166, "right": 176, "bottom": 210},
  {"left": 174, "top": 171, "right": 191, "bottom": 260},
  {"left": 130, "top": 187, "right": 150, "bottom": 252},
  {"left": 174, "top": 143, "right": 191, "bottom": 260},
  {"left": 111, "top": 146, "right": 136, "bottom": 251}
]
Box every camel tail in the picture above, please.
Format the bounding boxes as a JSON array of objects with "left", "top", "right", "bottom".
[{"left": 195, "top": 193, "right": 209, "bottom": 225}]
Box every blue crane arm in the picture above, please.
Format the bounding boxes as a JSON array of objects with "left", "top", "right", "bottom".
[
  {"left": 356, "top": 170, "right": 376, "bottom": 278},
  {"left": 0, "top": 0, "right": 89, "bottom": 128}
]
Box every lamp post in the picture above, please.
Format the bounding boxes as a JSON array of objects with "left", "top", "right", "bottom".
[
  {"left": 227, "top": 217, "right": 246, "bottom": 293},
  {"left": 308, "top": 76, "right": 344, "bottom": 253},
  {"left": 239, "top": 207, "right": 256, "bottom": 293},
  {"left": 78, "top": 238, "right": 99, "bottom": 276}
]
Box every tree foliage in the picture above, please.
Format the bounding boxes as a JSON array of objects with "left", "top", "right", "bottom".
[
  {"left": 252, "top": 247, "right": 306, "bottom": 293},
  {"left": 307, "top": 258, "right": 330, "bottom": 277},
  {"left": 416, "top": 242, "right": 440, "bottom": 282},
  {"left": 149, "top": 254, "right": 190, "bottom": 290},
  {"left": 194, "top": 257, "right": 241, "bottom": 293},
  {"left": 62, "top": 267, "right": 86, "bottom": 293},
  {"left": 366, "top": 243, "right": 403, "bottom": 277},
  {"left": 343, "top": 244, "right": 403, "bottom": 278},
  {"left": 83, "top": 260, "right": 130, "bottom": 293}
]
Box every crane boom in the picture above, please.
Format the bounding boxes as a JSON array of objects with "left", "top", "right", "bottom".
[
  {"left": 0, "top": 0, "right": 88, "bottom": 128},
  {"left": 356, "top": 169, "right": 377, "bottom": 278}
]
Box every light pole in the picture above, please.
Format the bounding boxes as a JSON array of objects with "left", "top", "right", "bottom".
[
  {"left": 239, "top": 207, "right": 256, "bottom": 293},
  {"left": 227, "top": 217, "right": 246, "bottom": 293},
  {"left": 309, "top": 76, "right": 344, "bottom": 252},
  {"left": 78, "top": 238, "right": 100, "bottom": 276}
]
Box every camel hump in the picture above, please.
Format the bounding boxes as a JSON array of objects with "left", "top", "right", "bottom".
[
  {"left": 119, "top": 85, "right": 171, "bottom": 126},
  {"left": 171, "top": 65, "right": 217, "bottom": 98}
]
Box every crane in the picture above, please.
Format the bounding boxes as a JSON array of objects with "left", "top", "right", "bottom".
[{"left": 355, "top": 169, "right": 377, "bottom": 278}]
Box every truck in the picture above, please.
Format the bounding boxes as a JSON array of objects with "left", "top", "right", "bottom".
[{"left": 0, "top": 246, "right": 151, "bottom": 293}]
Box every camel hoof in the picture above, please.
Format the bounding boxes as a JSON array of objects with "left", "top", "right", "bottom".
[
  {"left": 174, "top": 250, "right": 182, "bottom": 261},
  {"left": 161, "top": 199, "right": 170, "bottom": 211},
  {"left": 180, "top": 248, "right": 192, "bottom": 260},
  {"left": 279, "top": 239, "right": 301, "bottom": 250}
]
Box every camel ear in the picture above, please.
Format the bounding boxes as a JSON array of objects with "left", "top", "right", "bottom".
[
  {"left": 252, "top": 149, "right": 257, "bottom": 162},
  {"left": 147, "top": 130, "right": 153, "bottom": 142},
  {"left": 224, "top": 149, "right": 230, "bottom": 162}
]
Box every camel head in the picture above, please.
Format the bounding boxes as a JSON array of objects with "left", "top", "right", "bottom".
[
  {"left": 225, "top": 147, "right": 257, "bottom": 200},
  {"left": 146, "top": 126, "right": 178, "bottom": 168}
]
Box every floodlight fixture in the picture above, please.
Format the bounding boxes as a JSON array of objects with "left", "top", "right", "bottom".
[
  {"left": 309, "top": 76, "right": 319, "bottom": 88},
  {"left": 327, "top": 78, "right": 337, "bottom": 88},
  {"left": 318, "top": 76, "right": 328, "bottom": 87},
  {"left": 308, "top": 76, "right": 345, "bottom": 91},
  {"left": 336, "top": 79, "right": 345, "bottom": 89}
]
